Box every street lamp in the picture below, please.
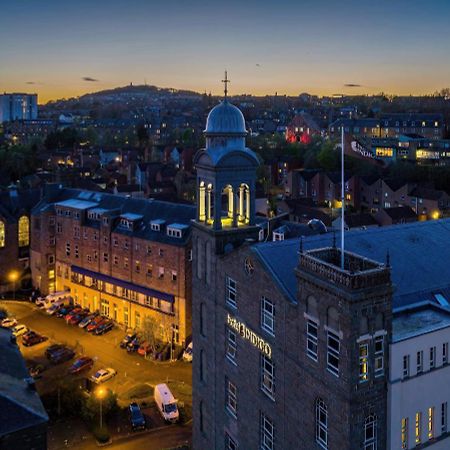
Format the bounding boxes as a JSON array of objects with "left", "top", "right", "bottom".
[
  {"left": 96, "top": 387, "right": 107, "bottom": 429},
  {"left": 8, "top": 270, "right": 19, "bottom": 300}
]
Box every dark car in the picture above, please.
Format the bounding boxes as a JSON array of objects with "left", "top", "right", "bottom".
[
  {"left": 127, "top": 337, "right": 141, "bottom": 353},
  {"left": 50, "top": 347, "right": 75, "bottom": 364},
  {"left": 68, "top": 356, "right": 94, "bottom": 374},
  {"left": 45, "top": 343, "right": 65, "bottom": 358},
  {"left": 22, "top": 331, "right": 46, "bottom": 347},
  {"left": 120, "top": 332, "right": 137, "bottom": 348},
  {"left": 79, "top": 314, "right": 97, "bottom": 329},
  {"left": 129, "top": 402, "right": 146, "bottom": 431},
  {"left": 56, "top": 305, "right": 75, "bottom": 318},
  {"left": 65, "top": 308, "right": 83, "bottom": 323},
  {"left": 94, "top": 321, "right": 114, "bottom": 335}
]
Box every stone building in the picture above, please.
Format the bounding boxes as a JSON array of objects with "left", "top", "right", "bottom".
[{"left": 30, "top": 186, "right": 195, "bottom": 345}]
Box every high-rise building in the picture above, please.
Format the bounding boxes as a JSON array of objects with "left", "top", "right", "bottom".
[{"left": 0, "top": 93, "right": 38, "bottom": 123}]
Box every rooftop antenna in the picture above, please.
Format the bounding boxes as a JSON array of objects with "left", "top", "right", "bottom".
[
  {"left": 340, "top": 125, "right": 345, "bottom": 270},
  {"left": 222, "top": 70, "right": 230, "bottom": 100}
]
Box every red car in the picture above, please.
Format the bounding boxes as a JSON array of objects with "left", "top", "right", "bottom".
[
  {"left": 22, "top": 331, "right": 46, "bottom": 347},
  {"left": 65, "top": 308, "right": 83, "bottom": 323},
  {"left": 68, "top": 356, "right": 94, "bottom": 374},
  {"left": 68, "top": 312, "right": 88, "bottom": 325},
  {"left": 86, "top": 317, "right": 106, "bottom": 332},
  {"left": 138, "top": 342, "right": 152, "bottom": 356}
]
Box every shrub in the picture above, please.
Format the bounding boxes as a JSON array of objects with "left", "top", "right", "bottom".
[{"left": 92, "top": 425, "right": 110, "bottom": 444}]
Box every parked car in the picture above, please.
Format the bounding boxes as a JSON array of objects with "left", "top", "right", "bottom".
[
  {"left": 46, "top": 301, "right": 65, "bottom": 316},
  {"left": 183, "top": 342, "right": 193, "bottom": 363},
  {"left": 11, "top": 324, "right": 28, "bottom": 337},
  {"left": 35, "top": 297, "right": 46, "bottom": 308},
  {"left": 56, "top": 305, "right": 75, "bottom": 318},
  {"left": 45, "top": 344, "right": 65, "bottom": 359},
  {"left": 120, "top": 332, "right": 136, "bottom": 348},
  {"left": 78, "top": 314, "right": 97, "bottom": 329},
  {"left": 65, "top": 308, "right": 83, "bottom": 323},
  {"left": 137, "top": 342, "right": 153, "bottom": 356},
  {"left": 49, "top": 347, "right": 75, "bottom": 364},
  {"left": 154, "top": 383, "right": 179, "bottom": 423},
  {"left": 94, "top": 321, "right": 114, "bottom": 335},
  {"left": 87, "top": 317, "right": 106, "bottom": 332},
  {"left": 68, "top": 312, "right": 88, "bottom": 326},
  {"left": 22, "top": 331, "right": 46, "bottom": 347},
  {"left": 126, "top": 337, "right": 141, "bottom": 352},
  {"left": 1, "top": 318, "right": 18, "bottom": 328},
  {"left": 90, "top": 368, "right": 117, "bottom": 384},
  {"left": 68, "top": 356, "right": 94, "bottom": 374},
  {"left": 129, "top": 402, "right": 146, "bottom": 431}
]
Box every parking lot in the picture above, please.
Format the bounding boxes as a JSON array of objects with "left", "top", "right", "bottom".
[{"left": 0, "top": 300, "right": 192, "bottom": 448}]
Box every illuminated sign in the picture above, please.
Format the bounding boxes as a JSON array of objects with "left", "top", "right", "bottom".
[{"left": 227, "top": 313, "right": 272, "bottom": 358}]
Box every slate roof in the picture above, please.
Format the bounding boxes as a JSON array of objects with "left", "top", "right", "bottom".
[
  {"left": 0, "top": 188, "right": 42, "bottom": 223},
  {"left": 382, "top": 206, "right": 417, "bottom": 220},
  {"left": 252, "top": 218, "right": 450, "bottom": 310},
  {"left": 0, "top": 329, "right": 48, "bottom": 436}
]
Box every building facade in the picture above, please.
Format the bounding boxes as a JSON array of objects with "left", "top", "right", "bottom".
[
  {"left": 0, "top": 93, "right": 38, "bottom": 123},
  {"left": 30, "top": 186, "right": 195, "bottom": 345}
]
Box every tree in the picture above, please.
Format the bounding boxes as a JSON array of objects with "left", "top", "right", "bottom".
[
  {"left": 142, "top": 316, "right": 159, "bottom": 348},
  {"left": 317, "top": 141, "right": 340, "bottom": 171}
]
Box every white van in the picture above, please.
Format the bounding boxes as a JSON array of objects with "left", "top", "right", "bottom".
[
  {"left": 154, "top": 383, "right": 179, "bottom": 423},
  {"left": 43, "top": 291, "right": 71, "bottom": 310}
]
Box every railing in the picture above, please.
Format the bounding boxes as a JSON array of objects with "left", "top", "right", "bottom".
[{"left": 298, "top": 247, "right": 391, "bottom": 290}]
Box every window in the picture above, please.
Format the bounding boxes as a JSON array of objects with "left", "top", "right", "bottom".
[
  {"left": 260, "top": 354, "right": 275, "bottom": 399},
  {"left": 416, "top": 412, "right": 422, "bottom": 444},
  {"left": 443, "top": 343, "right": 448, "bottom": 365},
  {"left": 74, "top": 226, "right": 80, "bottom": 238},
  {"left": 359, "top": 342, "right": 369, "bottom": 383},
  {"left": 403, "top": 355, "right": 410, "bottom": 378},
  {"left": 124, "top": 257, "right": 129, "bottom": 269},
  {"left": 18, "top": 216, "right": 30, "bottom": 247},
  {"left": 374, "top": 336, "right": 384, "bottom": 377},
  {"left": 151, "top": 223, "right": 160, "bottom": 231},
  {"left": 0, "top": 221, "right": 5, "bottom": 247},
  {"left": 167, "top": 227, "right": 182, "bottom": 238},
  {"left": 113, "top": 255, "right": 119, "bottom": 266},
  {"left": 401, "top": 418, "right": 408, "bottom": 449},
  {"left": 74, "top": 245, "right": 79, "bottom": 259},
  {"left": 442, "top": 402, "right": 448, "bottom": 433},
  {"left": 226, "top": 328, "right": 237, "bottom": 362},
  {"left": 135, "top": 261, "right": 140, "bottom": 273},
  {"left": 225, "top": 433, "right": 238, "bottom": 450},
  {"left": 430, "top": 347, "right": 436, "bottom": 369},
  {"left": 428, "top": 407, "right": 434, "bottom": 439},
  {"left": 65, "top": 242, "right": 71, "bottom": 256},
  {"left": 172, "top": 270, "right": 177, "bottom": 282},
  {"left": 306, "top": 319, "right": 318, "bottom": 361},
  {"left": 146, "top": 245, "right": 152, "bottom": 255},
  {"left": 316, "top": 398, "right": 328, "bottom": 449},
  {"left": 261, "top": 297, "right": 275, "bottom": 335},
  {"left": 113, "top": 237, "right": 118, "bottom": 247},
  {"left": 103, "top": 253, "right": 109, "bottom": 263},
  {"left": 417, "top": 351, "right": 423, "bottom": 374},
  {"left": 364, "top": 415, "right": 377, "bottom": 450},
  {"left": 226, "top": 277, "right": 237, "bottom": 308},
  {"left": 57, "top": 222, "right": 62, "bottom": 233},
  {"left": 159, "top": 248, "right": 164, "bottom": 256},
  {"left": 188, "top": 249, "right": 193, "bottom": 261},
  {"left": 260, "top": 412, "right": 274, "bottom": 450},
  {"left": 226, "top": 379, "right": 237, "bottom": 417},
  {"left": 158, "top": 267, "right": 164, "bottom": 279},
  {"left": 327, "top": 331, "right": 340, "bottom": 377}
]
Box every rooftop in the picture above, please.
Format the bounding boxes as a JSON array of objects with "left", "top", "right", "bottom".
[{"left": 55, "top": 199, "right": 99, "bottom": 210}]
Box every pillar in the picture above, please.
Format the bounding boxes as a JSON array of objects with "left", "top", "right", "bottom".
[
  {"left": 245, "top": 187, "right": 250, "bottom": 222},
  {"left": 206, "top": 185, "right": 212, "bottom": 222},
  {"left": 228, "top": 186, "right": 234, "bottom": 218},
  {"left": 199, "top": 184, "right": 206, "bottom": 221},
  {"left": 239, "top": 185, "right": 245, "bottom": 222}
]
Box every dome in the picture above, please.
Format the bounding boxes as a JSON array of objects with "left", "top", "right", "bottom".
[{"left": 205, "top": 100, "right": 247, "bottom": 136}]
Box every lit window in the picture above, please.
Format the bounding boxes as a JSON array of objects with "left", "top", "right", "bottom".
[
  {"left": 316, "top": 398, "right": 328, "bottom": 449},
  {"left": 430, "top": 347, "right": 436, "bottom": 369},
  {"left": 417, "top": 351, "right": 423, "bottom": 374},
  {"left": 226, "top": 328, "right": 237, "bottom": 363},
  {"left": 416, "top": 412, "right": 422, "bottom": 444},
  {"left": 359, "top": 342, "right": 369, "bottom": 383},
  {"left": 364, "top": 414, "right": 377, "bottom": 450},
  {"left": 0, "top": 221, "right": 5, "bottom": 247},
  {"left": 261, "top": 296, "right": 275, "bottom": 335},
  {"left": 18, "top": 216, "right": 29, "bottom": 247},
  {"left": 306, "top": 319, "right": 318, "bottom": 361},
  {"left": 428, "top": 407, "right": 434, "bottom": 439},
  {"left": 374, "top": 336, "right": 384, "bottom": 377},
  {"left": 260, "top": 412, "right": 274, "bottom": 450},
  {"left": 260, "top": 354, "right": 275, "bottom": 399},
  {"left": 146, "top": 264, "right": 152, "bottom": 276},
  {"left": 401, "top": 418, "right": 408, "bottom": 449},
  {"left": 135, "top": 261, "right": 140, "bottom": 273},
  {"left": 226, "top": 277, "right": 237, "bottom": 308},
  {"left": 226, "top": 379, "right": 237, "bottom": 418},
  {"left": 403, "top": 355, "right": 410, "bottom": 378},
  {"left": 327, "top": 331, "right": 340, "bottom": 377},
  {"left": 171, "top": 271, "right": 177, "bottom": 282}
]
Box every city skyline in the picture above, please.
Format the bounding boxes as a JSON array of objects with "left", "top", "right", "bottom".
[{"left": 1, "top": 0, "right": 450, "bottom": 102}]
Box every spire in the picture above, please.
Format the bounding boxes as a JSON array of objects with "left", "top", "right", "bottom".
[{"left": 222, "top": 70, "right": 230, "bottom": 100}]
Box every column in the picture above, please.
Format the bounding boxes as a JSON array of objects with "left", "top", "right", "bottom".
[
  {"left": 245, "top": 187, "right": 250, "bottom": 222},
  {"left": 239, "top": 185, "right": 245, "bottom": 222},
  {"left": 232, "top": 188, "right": 238, "bottom": 227},
  {"left": 199, "top": 184, "right": 206, "bottom": 221},
  {"left": 228, "top": 187, "right": 234, "bottom": 218},
  {"left": 206, "top": 185, "right": 212, "bottom": 222}
]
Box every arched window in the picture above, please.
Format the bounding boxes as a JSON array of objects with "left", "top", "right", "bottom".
[
  {"left": 18, "top": 216, "right": 29, "bottom": 247},
  {"left": 364, "top": 414, "right": 377, "bottom": 450},
  {"left": 0, "top": 220, "right": 5, "bottom": 248},
  {"left": 316, "top": 398, "right": 328, "bottom": 449}
]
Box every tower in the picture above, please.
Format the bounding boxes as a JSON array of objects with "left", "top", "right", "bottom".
[{"left": 191, "top": 76, "right": 260, "bottom": 449}]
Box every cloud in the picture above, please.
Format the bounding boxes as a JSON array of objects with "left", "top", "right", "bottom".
[
  {"left": 344, "top": 83, "right": 362, "bottom": 88},
  {"left": 82, "top": 77, "right": 99, "bottom": 82},
  {"left": 26, "top": 81, "right": 36, "bottom": 85}
]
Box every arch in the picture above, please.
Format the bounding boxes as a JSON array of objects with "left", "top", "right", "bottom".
[
  {"left": 18, "top": 216, "right": 29, "bottom": 247},
  {"left": 364, "top": 414, "right": 377, "bottom": 449},
  {"left": 0, "top": 220, "right": 5, "bottom": 248},
  {"left": 306, "top": 295, "right": 318, "bottom": 318},
  {"left": 327, "top": 306, "right": 340, "bottom": 332},
  {"left": 315, "top": 398, "right": 328, "bottom": 448}
]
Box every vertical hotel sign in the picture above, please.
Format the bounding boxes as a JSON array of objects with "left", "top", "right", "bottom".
[{"left": 227, "top": 313, "right": 272, "bottom": 358}]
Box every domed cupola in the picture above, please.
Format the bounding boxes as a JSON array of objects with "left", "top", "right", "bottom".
[{"left": 204, "top": 100, "right": 247, "bottom": 137}]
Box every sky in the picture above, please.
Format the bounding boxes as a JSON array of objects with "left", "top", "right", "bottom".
[{"left": 1, "top": 0, "right": 450, "bottom": 103}]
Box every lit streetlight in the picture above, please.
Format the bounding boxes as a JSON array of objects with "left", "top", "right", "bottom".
[
  {"left": 8, "top": 270, "right": 19, "bottom": 300},
  {"left": 96, "top": 387, "right": 107, "bottom": 429}
]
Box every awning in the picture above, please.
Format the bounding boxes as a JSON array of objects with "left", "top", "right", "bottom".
[{"left": 71, "top": 265, "right": 174, "bottom": 303}]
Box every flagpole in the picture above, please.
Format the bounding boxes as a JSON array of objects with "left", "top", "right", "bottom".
[{"left": 341, "top": 125, "right": 345, "bottom": 270}]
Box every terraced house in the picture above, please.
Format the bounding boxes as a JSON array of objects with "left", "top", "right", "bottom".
[{"left": 30, "top": 185, "right": 195, "bottom": 345}]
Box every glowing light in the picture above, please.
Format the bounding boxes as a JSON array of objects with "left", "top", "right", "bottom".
[{"left": 8, "top": 270, "right": 19, "bottom": 282}]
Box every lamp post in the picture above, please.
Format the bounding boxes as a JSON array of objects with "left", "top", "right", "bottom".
[
  {"left": 96, "top": 387, "right": 106, "bottom": 429},
  {"left": 8, "top": 271, "right": 19, "bottom": 300}
]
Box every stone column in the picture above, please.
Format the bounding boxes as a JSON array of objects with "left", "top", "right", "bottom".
[
  {"left": 228, "top": 187, "right": 234, "bottom": 218},
  {"left": 239, "top": 185, "right": 245, "bottom": 222},
  {"left": 199, "top": 184, "right": 206, "bottom": 221}
]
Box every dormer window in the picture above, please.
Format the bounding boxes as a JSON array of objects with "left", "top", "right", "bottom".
[
  {"left": 167, "top": 227, "right": 182, "bottom": 238},
  {"left": 151, "top": 223, "right": 160, "bottom": 231},
  {"left": 103, "top": 217, "right": 109, "bottom": 226},
  {"left": 273, "top": 232, "right": 284, "bottom": 241},
  {"left": 120, "top": 218, "right": 132, "bottom": 230}
]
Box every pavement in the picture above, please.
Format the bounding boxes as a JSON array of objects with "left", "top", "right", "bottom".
[{"left": 0, "top": 300, "right": 193, "bottom": 450}]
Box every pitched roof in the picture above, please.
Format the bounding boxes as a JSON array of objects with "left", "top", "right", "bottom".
[{"left": 382, "top": 206, "right": 417, "bottom": 220}]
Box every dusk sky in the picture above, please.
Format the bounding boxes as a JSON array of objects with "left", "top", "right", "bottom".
[{"left": 1, "top": 0, "right": 450, "bottom": 103}]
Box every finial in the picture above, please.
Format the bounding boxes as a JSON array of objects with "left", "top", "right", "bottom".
[
  {"left": 386, "top": 249, "right": 390, "bottom": 267},
  {"left": 222, "top": 70, "right": 230, "bottom": 100},
  {"left": 333, "top": 230, "right": 336, "bottom": 248}
]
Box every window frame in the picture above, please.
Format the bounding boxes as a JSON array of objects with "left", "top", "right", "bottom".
[
  {"left": 316, "top": 398, "right": 328, "bottom": 449},
  {"left": 260, "top": 412, "right": 274, "bottom": 450},
  {"left": 306, "top": 319, "right": 319, "bottom": 362},
  {"left": 226, "top": 276, "right": 237, "bottom": 309},
  {"left": 327, "top": 330, "right": 340, "bottom": 377},
  {"left": 260, "top": 353, "right": 275, "bottom": 399},
  {"left": 261, "top": 296, "right": 275, "bottom": 336},
  {"left": 226, "top": 378, "right": 237, "bottom": 418}
]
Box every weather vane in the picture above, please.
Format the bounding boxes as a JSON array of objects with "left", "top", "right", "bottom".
[{"left": 222, "top": 70, "right": 230, "bottom": 99}]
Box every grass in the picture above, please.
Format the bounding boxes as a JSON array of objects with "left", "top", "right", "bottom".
[{"left": 123, "top": 383, "right": 153, "bottom": 400}]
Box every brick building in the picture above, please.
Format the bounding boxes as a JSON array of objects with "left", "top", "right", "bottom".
[{"left": 30, "top": 186, "right": 195, "bottom": 345}]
